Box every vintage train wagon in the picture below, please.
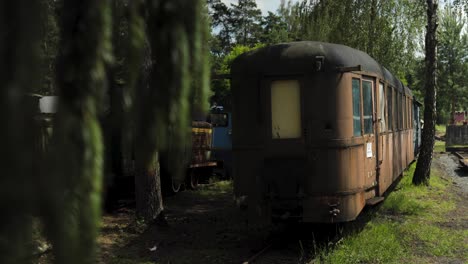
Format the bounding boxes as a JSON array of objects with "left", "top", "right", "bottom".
[
  {"left": 208, "top": 105, "right": 233, "bottom": 179},
  {"left": 231, "top": 41, "right": 421, "bottom": 224},
  {"left": 126, "top": 121, "right": 218, "bottom": 194}
]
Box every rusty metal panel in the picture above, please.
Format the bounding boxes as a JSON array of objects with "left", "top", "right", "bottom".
[
  {"left": 191, "top": 121, "right": 212, "bottom": 165},
  {"left": 302, "top": 193, "right": 365, "bottom": 222},
  {"left": 446, "top": 125, "right": 468, "bottom": 147}
]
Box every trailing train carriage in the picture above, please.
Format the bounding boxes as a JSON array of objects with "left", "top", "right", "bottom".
[
  {"left": 231, "top": 41, "right": 421, "bottom": 225},
  {"left": 28, "top": 95, "right": 218, "bottom": 201}
]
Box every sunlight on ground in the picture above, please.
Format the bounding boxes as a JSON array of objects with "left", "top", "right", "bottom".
[
  {"left": 435, "top": 124, "right": 447, "bottom": 134},
  {"left": 434, "top": 140, "right": 446, "bottom": 152},
  {"left": 198, "top": 180, "right": 233, "bottom": 197},
  {"left": 314, "top": 163, "right": 467, "bottom": 264}
]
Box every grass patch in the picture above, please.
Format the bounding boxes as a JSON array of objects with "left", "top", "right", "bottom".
[
  {"left": 400, "top": 222, "right": 465, "bottom": 257},
  {"left": 381, "top": 166, "right": 453, "bottom": 220},
  {"left": 435, "top": 124, "right": 446, "bottom": 134},
  {"left": 197, "top": 180, "right": 233, "bottom": 197},
  {"left": 317, "top": 221, "right": 407, "bottom": 264},
  {"left": 313, "top": 163, "right": 465, "bottom": 263},
  {"left": 434, "top": 140, "right": 445, "bottom": 153},
  {"left": 445, "top": 144, "right": 468, "bottom": 149},
  {"left": 109, "top": 258, "right": 154, "bottom": 264}
]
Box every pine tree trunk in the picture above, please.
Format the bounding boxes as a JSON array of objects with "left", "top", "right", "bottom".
[
  {"left": 131, "top": 0, "right": 209, "bottom": 221},
  {"left": 132, "top": 44, "right": 165, "bottom": 222},
  {"left": 126, "top": 0, "right": 165, "bottom": 221},
  {"left": 134, "top": 150, "right": 164, "bottom": 221},
  {"left": 413, "top": 0, "right": 438, "bottom": 185}
]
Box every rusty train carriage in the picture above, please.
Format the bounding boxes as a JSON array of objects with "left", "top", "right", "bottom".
[{"left": 231, "top": 41, "right": 419, "bottom": 224}]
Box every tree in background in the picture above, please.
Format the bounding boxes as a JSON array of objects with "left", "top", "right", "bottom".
[
  {"left": 208, "top": 0, "right": 285, "bottom": 109},
  {"left": 133, "top": 0, "right": 210, "bottom": 221},
  {"left": 276, "top": 0, "right": 426, "bottom": 82},
  {"left": 260, "top": 11, "right": 289, "bottom": 45},
  {"left": 454, "top": 0, "right": 468, "bottom": 15},
  {"left": 38, "top": 0, "right": 60, "bottom": 95},
  {"left": 230, "top": 0, "right": 263, "bottom": 46},
  {"left": 413, "top": 0, "right": 438, "bottom": 186},
  {"left": 437, "top": 4, "right": 468, "bottom": 123},
  {"left": 209, "top": 0, "right": 235, "bottom": 55},
  {"left": 211, "top": 44, "right": 263, "bottom": 109},
  {"left": 207, "top": 0, "right": 427, "bottom": 108},
  {"left": 277, "top": 0, "right": 306, "bottom": 41}
]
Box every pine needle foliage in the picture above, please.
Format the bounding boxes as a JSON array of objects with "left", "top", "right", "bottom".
[
  {"left": 0, "top": 1, "right": 41, "bottom": 263},
  {"left": 0, "top": 0, "right": 210, "bottom": 261},
  {"left": 132, "top": 0, "right": 211, "bottom": 220},
  {"left": 43, "top": 0, "right": 113, "bottom": 263}
]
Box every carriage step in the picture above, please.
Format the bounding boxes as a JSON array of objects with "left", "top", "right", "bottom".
[{"left": 366, "top": 196, "right": 385, "bottom": 206}]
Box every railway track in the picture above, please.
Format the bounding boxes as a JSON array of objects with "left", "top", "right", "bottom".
[
  {"left": 454, "top": 151, "right": 468, "bottom": 170},
  {"left": 242, "top": 240, "right": 311, "bottom": 264},
  {"left": 240, "top": 223, "right": 348, "bottom": 264}
]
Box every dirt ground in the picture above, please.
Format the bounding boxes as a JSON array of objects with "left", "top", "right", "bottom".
[
  {"left": 96, "top": 151, "right": 468, "bottom": 264},
  {"left": 433, "top": 151, "right": 468, "bottom": 232},
  {"left": 99, "top": 183, "right": 265, "bottom": 264},
  {"left": 98, "top": 182, "right": 329, "bottom": 264},
  {"left": 434, "top": 152, "right": 468, "bottom": 194}
]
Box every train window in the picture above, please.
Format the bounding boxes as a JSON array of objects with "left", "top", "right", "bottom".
[
  {"left": 209, "top": 113, "right": 229, "bottom": 127},
  {"left": 270, "top": 80, "right": 302, "bottom": 139},
  {"left": 401, "top": 94, "right": 404, "bottom": 129},
  {"left": 393, "top": 89, "right": 397, "bottom": 130},
  {"left": 398, "top": 94, "right": 401, "bottom": 130},
  {"left": 402, "top": 95, "right": 406, "bottom": 129},
  {"left": 400, "top": 94, "right": 404, "bottom": 129},
  {"left": 405, "top": 95, "right": 408, "bottom": 129},
  {"left": 362, "top": 80, "right": 373, "bottom": 134},
  {"left": 405, "top": 97, "right": 409, "bottom": 129},
  {"left": 352, "top": 78, "right": 362, "bottom": 136},
  {"left": 406, "top": 97, "right": 411, "bottom": 128},
  {"left": 387, "top": 86, "right": 392, "bottom": 131},
  {"left": 408, "top": 98, "right": 410, "bottom": 128},
  {"left": 409, "top": 98, "right": 412, "bottom": 128},
  {"left": 379, "top": 83, "right": 386, "bottom": 132},
  {"left": 409, "top": 99, "right": 412, "bottom": 128},
  {"left": 403, "top": 96, "right": 406, "bottom": 129}
]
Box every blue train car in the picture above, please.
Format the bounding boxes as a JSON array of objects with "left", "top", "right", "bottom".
[{"left": 209, "top": 105, "right": 232, "bottom": 178}]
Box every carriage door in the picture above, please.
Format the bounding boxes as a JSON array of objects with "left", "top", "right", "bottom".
[
  {"left": 362, "top": 78, "right": 377, "bottom": 191},
  {"left": 262, "top": 79, "right": 305, "bottom": 199}
]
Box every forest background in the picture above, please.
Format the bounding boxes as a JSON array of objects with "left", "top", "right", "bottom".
[{"left": 38, "top": 0, "right": 468, "bottom": 122}]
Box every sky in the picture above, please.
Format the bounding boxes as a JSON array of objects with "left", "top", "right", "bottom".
[{"left": 221, "top": 0, "right": 300, "bottom": 15}]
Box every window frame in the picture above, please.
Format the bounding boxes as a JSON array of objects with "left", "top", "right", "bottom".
[
  {"left": 393, "top": 88, "right": 397, "bottom": 131},
  {"left": 265, "top": 77, "right": 305, "bottom": 143},
  {"left": 403, "top": 94, "right": 406, "bottom": 130},
  {"left": 411, "top": 99, "right": 414, "bottom": 129},
  {"left": 379, "top": 82, "right": 386, "bottom": 133},
  {"left": 352, "top": 78, "right": 363, "bottom": 137},
  {"left": 209, "top": 113, "right": 229, "bottom": 127},
  {"left": 362, "top": 78, "right": 374, "bottom": 135},
  {"left": 387, "top": 85, "right": 393, "bottom": 132}
]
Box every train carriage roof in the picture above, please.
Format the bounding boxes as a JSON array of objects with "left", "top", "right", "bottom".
[{"left": 232, "top": 41, "right": 408, "bottom": 94}]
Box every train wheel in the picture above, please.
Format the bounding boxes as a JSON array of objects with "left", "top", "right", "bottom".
[
  {"left": 188, "top": 169, "right": 199, "bottom": 190},
  {"left": 171, "top": 178, "right": 182, "bottom": 193}
]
